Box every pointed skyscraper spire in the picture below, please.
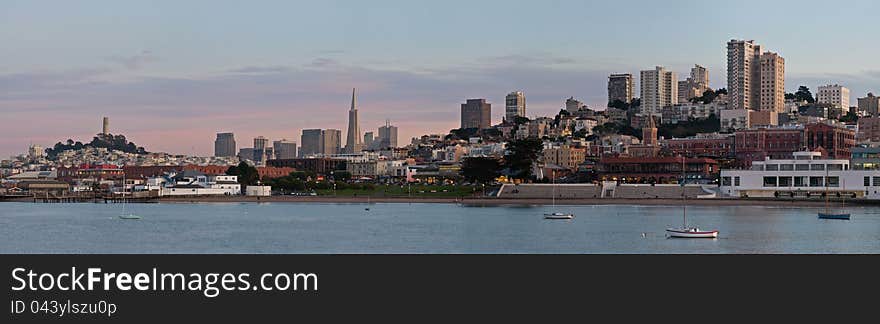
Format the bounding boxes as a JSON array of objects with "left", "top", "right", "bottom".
[{"left": 344, "top": 88, "right": 363, "bottom": 153}]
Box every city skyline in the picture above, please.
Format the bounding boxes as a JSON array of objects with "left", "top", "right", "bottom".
[{"left": 4, "top": 0, "right": 880, "bottom": 158}]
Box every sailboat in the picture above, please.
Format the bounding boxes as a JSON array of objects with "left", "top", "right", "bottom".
[
  {"left": 666, "top": 157, "right": 718, "bottom": 238},
  {"left": 118, "top": 173, "right": 142, "bottom": 220},
  {"left": 544, "top": 170, "right": 574, "bottom": 220},
  {"left": 818, "top": 166, "right": 850, "bottom": 220}
]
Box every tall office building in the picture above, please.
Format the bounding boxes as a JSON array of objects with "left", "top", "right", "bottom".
[
  {"left": 300, "top": 129, "right": 323, "bottom": 157},
  {"left": 727, "top": 39, "right": 785, "bottom": 112},
  {"left": 858, "top": 93, "right": 880, "bottom": 116},
  {"left": 759, "top": 52, "right": 785, "bottom": 113},
  {"left": 238, "top": 148, "right": 255, "bottom": 161},
  {"left": 377, "top": 120, "right": 398, "bottom": 149},
  {"left": 254, "top": 136, "right": 269, "bottom": 150},
  {"left": 251, "top": 136, "right": 270, "bottom": 164},
  {"left": 363, "top": 132, "right": 374, "bottom": 147},
  {"left": 344, "top": 88, "right": 363, "bottom": 154},
  {"left": 214, "top": 132, "right": 236, "bottom": 157},
  {"left": 322, "top": 129, "right": 341, "bottom": 155},
  {"left": 273, "top": 139, "right": 297, "bottom": 160},
  {"left": 640, "top": 66, "right": 677, "bottom": 116},
  {"left": 677, "top": 64, "right": 710, "bottom": 103},
  {"left": 460, "top": 99, "right": 491, "bottom": 129},
  {"left": 817, "top": 84, "right": 851, "bottom": 113},
  {"left": 505, "top": 91, "right": 526, "bottom": 121},
  {"left": 608, "top": 73, "right": 634, "bottom": 104}
]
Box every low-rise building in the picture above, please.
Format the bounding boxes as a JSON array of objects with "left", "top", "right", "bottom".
[{"left": 720, "top": 151, "right": 880, "bottom": 199}]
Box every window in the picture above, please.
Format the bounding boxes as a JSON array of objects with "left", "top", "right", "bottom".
[
  {"left": 779, "top": 177, "right": 792, "bottom": 187},
  {"left": 874, "top": 177, "right": 880, "bottom": 187},
  {"left": 826, "top": 176, "right": 839, "bottom": 187},
  {"left": 794, "top": 177, "right": 806, "bottom": 187},
  {"left": 734, "top": 177, "right": 740, "bottom": 186},
  {"left": 828, "top": 164, "right": 843, "bottom": 171},
  {"left": 766, "top": 164, "right": 779, "bottom": 171},
  {"left": 865, "top": 176, "right": 871, "bottom": 187},
  {"left": 795, "top": 164, "right": 810, "bottom": 171},
  {"left": 722, "top": 177, "right": 732, "bottom": 186},
  {"left": 780, "top": 164, "right": 794, "bottom": 171},
  {"left": 811, "top": 164, "right": 825, "bottom": 171},
  {"left": 810, "top": 176, "right": 824, "bottom": 187},
  {"left": 763, "top": 177, "right": 777, "bottom": 187}
]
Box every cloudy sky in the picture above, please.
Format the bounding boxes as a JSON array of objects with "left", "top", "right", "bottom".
[{"left": 3, "top": 0, "right": 880, "bottom": 158}]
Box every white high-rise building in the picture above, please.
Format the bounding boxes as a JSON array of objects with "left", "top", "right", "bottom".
[
  {"left": 505, "top": 91, "right": 526, "bottom": 121},
  {"left": 727, "top": 39, "right": 785, "bottom": 112},
  {"left": 640, "top": 66, "right": 677, "bottom": 116},
  {"left": 677, "top": 64, "right": 710, "bottom": 103},
  {"left": 818, "top": 84, "right": 851, "bottom": 113}
]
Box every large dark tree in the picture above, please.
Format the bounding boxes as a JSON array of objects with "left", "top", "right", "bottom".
[
  {"left": 45, "top": 134, "right": 147, "bottom": 159},
  {"left": 793, "top": 86, "right": 816, "bottom": 103},
  {"left": 226, "top": 161, "right": 260, "bottom": 187},
  {"left": 460, "top": 157, "right": 502, "bottom": 183},
  {"left": 504, "top": 138, "right": 544, "bottom": 180}
]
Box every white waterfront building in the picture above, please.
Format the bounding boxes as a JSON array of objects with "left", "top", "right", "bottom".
[
  {"left": 143, "top": 171, "right": 241, "bottom": 196},
  {"left": 719, "top": 151, "right": 880, "bottom": 199}
]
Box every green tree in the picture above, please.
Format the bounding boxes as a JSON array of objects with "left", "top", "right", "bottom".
[
  {"left": 460, "top": 157, "right": 502, "bottom": 183},
  {"left": 504, "top": 138, "right": 544, "bottom": 180},
  {"left": 794, "top": 86, "right": 816, "bottom": 103},
  {"left": 226, "top": 162, "right": 259, "bottom": 187},
  {"left": 839, "top": 110, "right": 859, "bottom": 123}
]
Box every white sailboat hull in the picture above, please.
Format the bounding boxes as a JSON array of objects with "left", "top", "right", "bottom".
[
  {"left": 666, "top": 228, "right": 718, "bottom": 238},
  {"left": 544, "top": 213, "right": 574, "bottom": 220}
]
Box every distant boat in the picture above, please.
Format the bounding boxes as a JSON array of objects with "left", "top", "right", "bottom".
[
  {"left": 544, "top": 212, "right": 574, "bottom": 220},
  {"left": 818, "top": 212, "right": 850, "bottom": 220},
  {"left": 666, "top": 156, "right": 718, "bottom": 238},
  {"left": 818, "top": 166, "right": 850, "bottom": 220},
  {"left": 544, "top": 170, "right": 574, "bottom": 220},
  {"left": 118, "top": 173, "right": 141, "bottom": 220}
]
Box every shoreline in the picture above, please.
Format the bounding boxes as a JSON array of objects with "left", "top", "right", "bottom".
[
  {"left": 143, "top": 196, "right": 877, "bottom": 207},
  {"left": 4, "top": 195, "right": 876, "bottom": 207}
]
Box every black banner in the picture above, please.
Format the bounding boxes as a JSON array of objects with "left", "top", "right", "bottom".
[{"left": 2, "top": 255, "right": 877, "bottom": 322}]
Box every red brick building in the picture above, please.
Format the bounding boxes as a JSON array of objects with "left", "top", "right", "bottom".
[
  {"left": 734, "top": 127, "right": 804, "bottom": 167},
  {"left": 663, "top": 134, "right": 735, "bottom": 159},
  {"left": 805, "top": 123, "right": 855, "bottom": 159},
  {"left": 733, "top": 123, "right": 855, "bottom": 167},
  {"left": 596, "top": 156, "right": 718, "bottom": 183}
]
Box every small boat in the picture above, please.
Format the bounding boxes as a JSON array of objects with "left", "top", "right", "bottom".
[
  {"left": 666, "top": 155, "right": 718, "bottom": 239},
  {"left": 818, "top": 212, "right": 850, "bottom": 220},
  {"left": 118, "top": 173, "right": 142, "bottom": 220},
  {"left": 818, "top": 168, "right": 850, "bottom": 220},
  {"left": 544, "top": 212, "right": 574, "bottom": 220},
  {"left": 666, "top": 227, "right": 718, "bottom": 238},
  {"left": 544, "top": 170, "right": 574, "bottom": 220}
]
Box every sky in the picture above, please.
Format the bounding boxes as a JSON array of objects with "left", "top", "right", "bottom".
[{"left": 3, "top": 0, "right": 880, "bottom": 158}]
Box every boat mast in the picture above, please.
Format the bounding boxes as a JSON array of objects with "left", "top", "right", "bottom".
[
  {"left": 824, "top": 162, "right": 829, "bottom": 214},
  {"left": 551, "top": 170, "right": 556, "bottom": 208},
  {"left": 682, "top": 156, "right": 686, "bottom": 228}
]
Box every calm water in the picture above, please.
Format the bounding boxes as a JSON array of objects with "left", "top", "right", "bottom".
[{"left": 1, "top": 202, "right": 879, "bottom": 253}]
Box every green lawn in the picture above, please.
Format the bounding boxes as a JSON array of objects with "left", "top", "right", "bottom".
[{"left": 314, "top": 185, "right": 489, "bottom": 198}]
